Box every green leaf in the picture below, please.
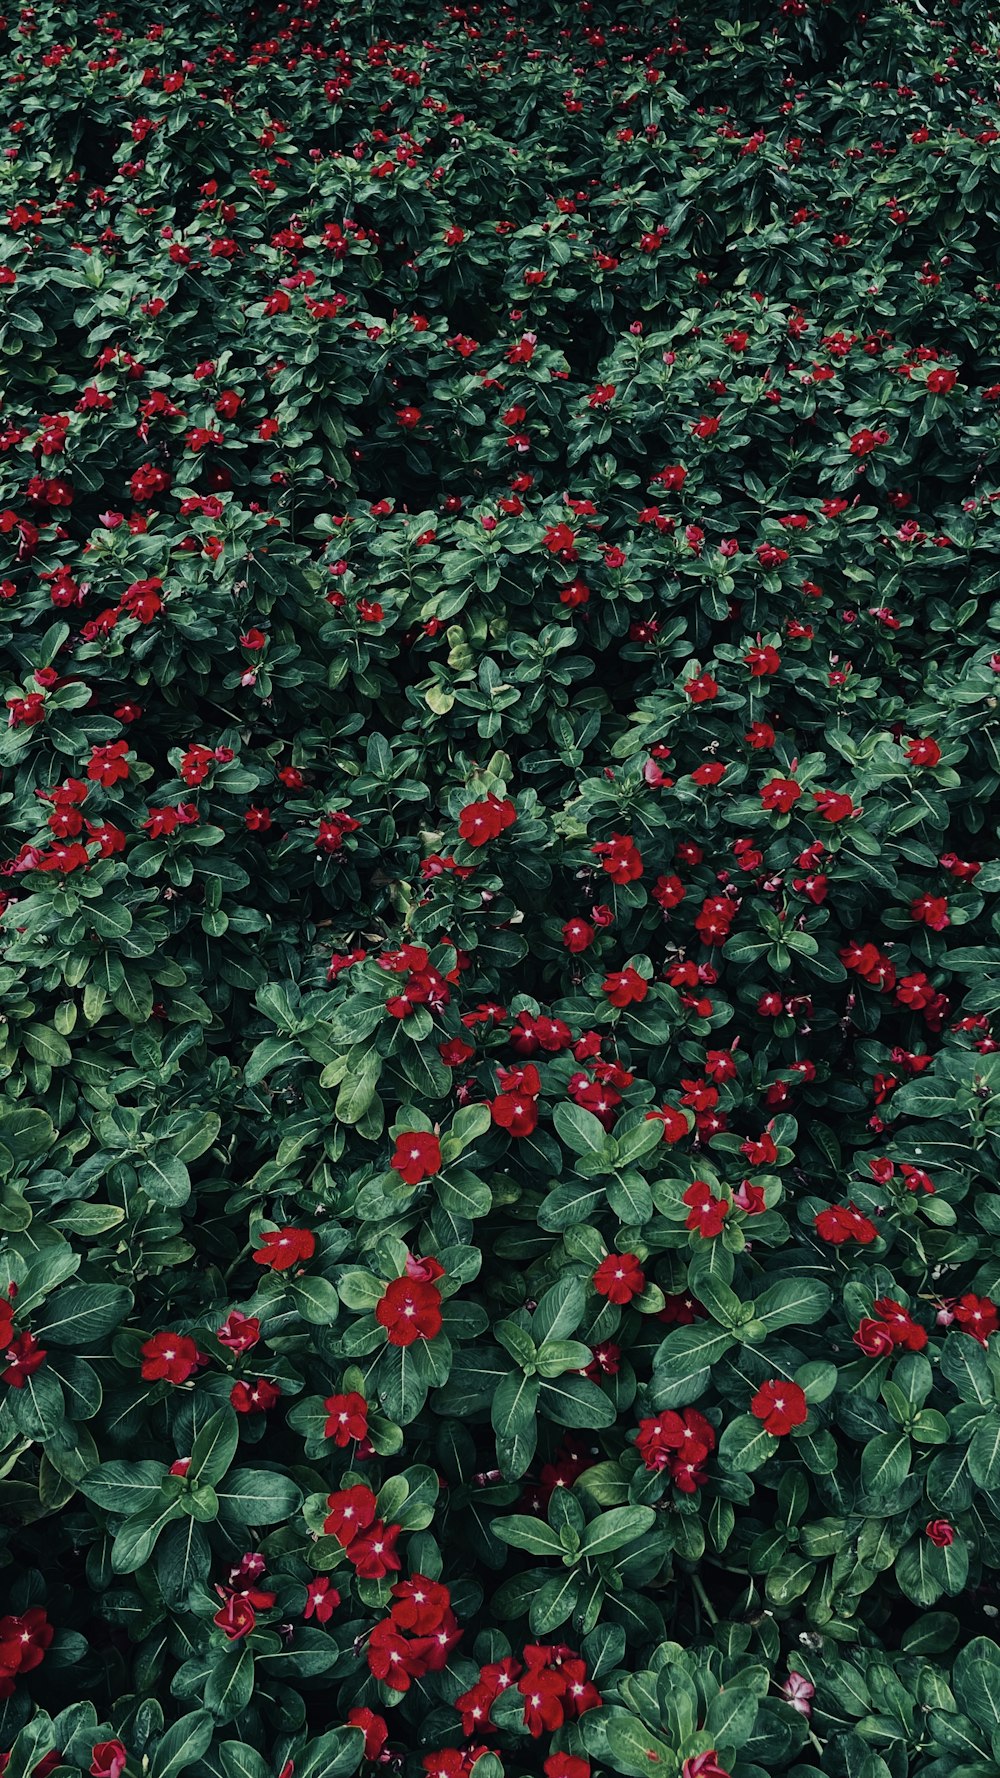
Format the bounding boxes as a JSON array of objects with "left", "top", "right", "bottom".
[
  {"left": 448, "top": 1103, "right": 493, "bottom": 1150},
  {"left": 188, "top": 1406, "right": 239, "bottom": 1487},
  {"left": 112, "top": 1499, "right": 185, "bottom": 1573},
  {"left": 539, "top": 1371, "right": 617, "bottom": 1429},
  {"left": 336, "top": 1270, "right": 384, "bottom": 1311},
  {"left": 0, "top": 1107, "right": 54, "bottom": 1166},
  {"left": 953, "top": 1636, "right": 1000, "bottom": 1731},
  {"left": 244, "top": 1037, "right": 307, "bottom": 1089},
  {"left": 136, "top": 1150, "right": 192, "bottom": 1208},
  {"left": 493, "top": 1516, "right": 565, "bottom": 1557},
  {"left": 704, "top": 1686, "right": 760, "bottom": 1749},
  {"left": 578, "top": 1506, "right": 655, "bottom": 1557},
  {"left": 289, "top": 1275, "right": 341, "bottom": 1325},
  {"left": 860, "top": 1432, "right": 911, "bottom": 1497},
  {"left": 149, "top": 1713, "right": 215, "bottom": 1778},
  {"left": 33, "top": 1283, "right": 132, "bottom": 1346},
  {"left": 535, "top": 1338, "right": 593, "bottom": 1378},
  {"left": 22, "top": 1023, "right": 72, "bottom": 1067},
  {"left": 378, "top": 1342, "right": 430, "bottom": 1425},
  {"left": 529, "top": 1568, "right": 582, "bottom": 1634},
  {"left": 595, "top": 1710, "right": 675, "bottom": 1777},
  {"left": 650, "top": 1324, "right": 736, "bottom": 1409},
  {"left": 79, "top": 1460, "right": 168, "bottom": 1515},
  {"left": 718, "top": 1413, "right": 776, "bottom": 1473},
  {"left": 531, "top": 1276, "right": 587, "bottom": 1343},
  {"left": 492, "top": 1370, "right": 539, "bottom": 1479},
  {"left": 968, "top": 1420, "right": 1000, "bottom": 1488},
  {"left": 204, "top": 1643, "right": 254, "bottom": 1720},
  {"left": 335, "top": 1052, "right": 382, "bottom": 1125},
  {"left": 216, "top": 1468, "right": 303, "bottom": 1525},
  {"left": 294, "top": 1729, "right": 366, "bottom": 1778},
  {"left": 750, "top": 1277, "right": 831, "bottom": 1333},
  {"left": 552, "top": 1102, "right": 614, "bottom": 1161}
]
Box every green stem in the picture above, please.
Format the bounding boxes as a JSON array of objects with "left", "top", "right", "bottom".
[{"left": 691, "top": 1572, "right": 718, "bottom": 1625}]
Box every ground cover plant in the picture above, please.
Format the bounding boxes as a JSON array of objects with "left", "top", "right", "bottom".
[{"left": 2, "top": 0, "right": 1000, "bottom": 1773}]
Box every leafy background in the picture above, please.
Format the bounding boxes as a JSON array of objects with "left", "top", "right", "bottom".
[{"left": 2, "top": 0, "right": 1000, "bottom": 1775}]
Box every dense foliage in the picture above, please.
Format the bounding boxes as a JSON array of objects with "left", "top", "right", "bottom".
[{"left": 3, "top": 0, "right": 1000, "bottom": 1775}]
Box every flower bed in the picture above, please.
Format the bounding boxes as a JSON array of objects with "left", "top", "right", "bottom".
[{"left": 2, "top": 2, "right": 1000, "bottom": 1776}]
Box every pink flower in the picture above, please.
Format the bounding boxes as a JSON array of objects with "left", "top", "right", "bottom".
[
  {"left": 682, "top": 1756, "right": 731, "bottom": 1778},
  {"left": 781, "top": 1672, "right": 815, "bottom": 1716}
]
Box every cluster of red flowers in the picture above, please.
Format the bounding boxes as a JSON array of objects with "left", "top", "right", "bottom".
[
  {"left": 212, "top": 1554, "right": 277, "bottom": 1641},
  {"left": 635, "top": 1408, "right": 717, "bottom": 1490},
  {"left": 457, "top": 795, "right": 517, "bottom": 847},
  {"left": 854, "top": 1297, "right": 927, "bottom": 1356},
  {"left": 323, "top": 1485, "right": 402, "bottom": 1581},
  {"left": 366, "top": 1574, "right": 462, "bottom": 1691},
  {"left": 456, "top": 1643, "right": 600, "bottom": 1738}
]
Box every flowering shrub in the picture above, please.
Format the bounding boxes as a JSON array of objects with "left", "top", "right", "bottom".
[{"left": 2, "top": 1, "right": 1000, "bottom": 1776}]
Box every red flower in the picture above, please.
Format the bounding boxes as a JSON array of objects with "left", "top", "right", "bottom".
[
  {"left": 139, "top": 1331, "right": 204, "bottom": 1385},
  {"left": 636, "top": 1408, "right": 715, "bottom": 1487},
  {"left": 347, "top": 1709, "right": 388, "bottom": 1761},
  {"left": 853, "top": 1317, "right": 895, "bottom": 1357},
  {"left": 491, "top": 1090, "right": 539, "bottom": 1137},
  {"left": 87, "top": 741, "right": 130, "bottom": 786},
  {"left": 926, "top": 367, "right": 956, "bottom": 393},
  {"left": 2, "top": 1329, "right": 47, "bottom": 1387},
  {"left": 366, "top": 1617, "right": 422, "bottom": 1688},
  {"left": 646, "top": 1104, "right": 690, "bottom": 1143},
  {"left": 760, "top": 777, "right": 801, "bottom": 812},
  {"left": 519, "top": 1667, "right": 567, "bottom": 1736},
  {"left": 545, "top": 1761, "right": 591, "bottom": 1778},
  {"left": 593, "top": 1253, "right": 645, "bottom": 1305},
  {"left": 812, "top": 789, "right": 857, "bottom": 823},
  {"left": 814, "top": 1203, "right": 878, "bottom": 1245},
  {"left": 324, "top": 1391, "right": 369, "bottom": 1445},
  {"left": 458, "top": 794, "right": 516, "bottom": 847},
  {"left": 252, "top": 1226, "right": 315, "bottom": 1270},
  {"left": 750, "top": 1379, "right": 808, "bottom": 1436},
  {"left": 683, "top": 1757, "right": 731, "bottom": 1778},
  {"left": 391, "top": 1131, "right": 442, "bottom": 1185},
  {"left": 601, "top": 968, "right": 648, "bottom": 1008},
  {"left": 562, "top": 917, "right": 595, "bottom": 953},
  {"left": 213, "top": 1597, "right": 256, "bottom": 1641},
  {"left": 316, "top": 811, "right": 360, "bottom": 854},
  {"left": 543, "top": 522, "right": 578, "bottom": 557},
  {"left": 303, "top": 1577, "right": 340, "bottom": 1622},
  {"left": 0, "top": 1607, "right": 53, "bottom": 1698},
  {"left": 230, "top": 1379, "right": 281, "bottom": 1414},
  {"left": 396, "top": 406, "right": 422, "bottom": 428},
  {"left": 683, "top": 1181, "right": 729, "bottom": 1237},
  {"left": 906, "top": 736, "right": 941, "bottom": 768},
  {"left": 324, "top": 1484, "right": 378, "bottom": 1545},
  {"left": 90, "top": 1743, "right": 127, "bottom": 1778},
  {"left": 684, "top": 672, "right": 718, "bottom": 702},
  {"left": 376, "top": 1276, "right": 443, "bottom": 1346},
  {"left": 911, "top": 894, "right": 949, "bottom": 931},
  {"left": 591, "top": 833, "right": 643, "bottom": 883},
  {"left": 954, "top": 1293, "right": 999, "bottom": 1345},
  {"left": 872, "top": 1297, "right": 927, "bottom": 1351},
  {"left": 390, "top": 1574, "right": 452, "bottom": 1634},
  {"left": 925, "top": 1519, "right": 955, "bottom": 1547},
  {"left": 216, "top": 1311, "right": 260, "bottom": 1353}
]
